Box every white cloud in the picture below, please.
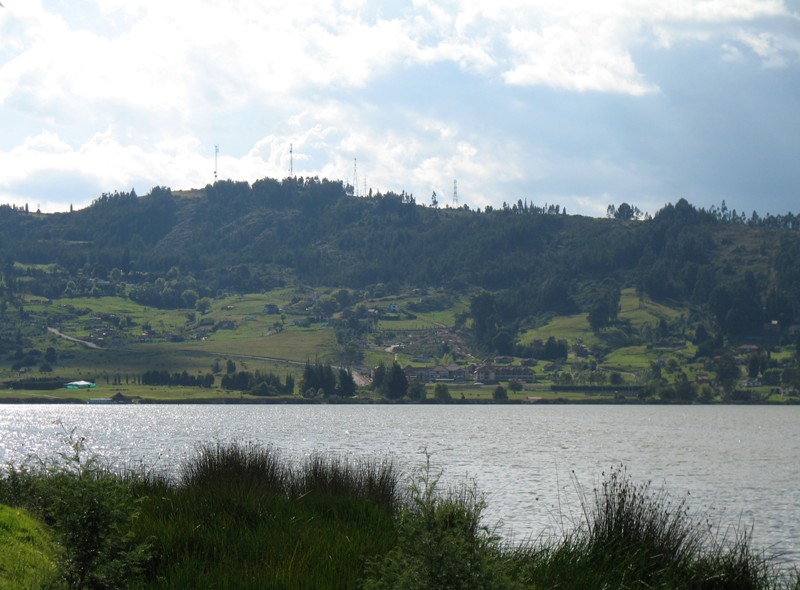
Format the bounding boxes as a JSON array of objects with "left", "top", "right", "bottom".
[
  {"left": 1, "top": 0, "right": 799, "bottom": 217},
  {"left": 735, "top": 29, "right": 800, "bottom": 66},
  {"left": 503, "top": 22, "right": 658, "bottom": 95}
]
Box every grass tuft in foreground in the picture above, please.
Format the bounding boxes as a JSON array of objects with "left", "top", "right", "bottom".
[
  {"left": 503, "top": 465, "right": 799, "bottom": 590},
  {"left": 1, "top": 441, "right": 799, "bottom": 589}
]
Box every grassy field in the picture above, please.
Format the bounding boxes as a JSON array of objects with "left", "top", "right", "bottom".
[
  {"left": 518, "top": 288, "right": 686, "bottom": 351},
  {"left": 5, "top": 287, "right": 797, "bottom": 405},
  {"left": 519, "top": 313, "right": 595, "bottom": 348}
]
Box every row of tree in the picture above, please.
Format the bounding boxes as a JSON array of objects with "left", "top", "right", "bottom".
[
  {"left": 141, "top": 370, "right": 215, "bottom": 388},
  {"left": 299, "top": 361, "right": 356, "bottom": 398},
  {"left": 220, "top": 370, "right": 295, "bottom": 396}
]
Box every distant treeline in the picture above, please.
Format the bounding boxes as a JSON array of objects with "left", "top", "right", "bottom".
[
  {"left": 299, "top": 361, "right": 356, "bottom": 398},
  {"left": 220, "top": 370, "right": 295, "bottom": 396},
  {"left": 141, "top": 370, "right": 215, "bottom": 388}
]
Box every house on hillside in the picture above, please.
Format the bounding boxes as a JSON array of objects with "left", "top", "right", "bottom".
[
  {"left": 403, "top": 365, "right": 432, "bottom": 383},
  {"left": 403, "top": 364, "right": 470, "bottom": 383},
  {"left": 473, "top": 363, "right": 535, "bottom": 384}
]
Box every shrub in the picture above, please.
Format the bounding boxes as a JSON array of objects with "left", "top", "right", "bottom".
[
  {"left": 0, "top": 424, "right": 152, "bottom": 589},
  {"left": 363, "top": 455, "right": 513, "bottom": 590}
]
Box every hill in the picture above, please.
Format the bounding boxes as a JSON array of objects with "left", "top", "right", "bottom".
[{"left": 1, "top": 178, "right": 799, "bottom": 402}]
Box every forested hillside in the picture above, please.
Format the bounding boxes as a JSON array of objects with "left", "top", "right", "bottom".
[{"left": 2, "top": 177, "right": 799, "bottom": 358}]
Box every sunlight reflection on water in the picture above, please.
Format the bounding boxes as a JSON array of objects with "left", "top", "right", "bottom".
[{"left": 1, "top": 404, "right": 798, "bottom": 563}]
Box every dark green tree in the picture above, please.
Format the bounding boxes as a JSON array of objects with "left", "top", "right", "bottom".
[
  {"left": 587, "top": 283, "right": 620, "bottom": 331},
  {"left": 433, "top": 383, "right": 451, "bottom": 401},
  {"left": 383, "top": 362, "right": 408, "bottom": 399},
  {"left": 336, "top": 367, "right": 357, "bottom": 397},
  {"left": 715, "top": 353, "right": 740, "bottom": 396},
  {"left": 372, "top": 361, "right": 387, "bottom": 392},
  {"left": 407, "top": 381, "right": 426, "bottom": 400},
  {"left": 674, "top": 372, "right": 696, "bottom": 402},
  {"left": 44, "top": 346, "right": 57, "bottom": 364},
  {"left": 614, "top": 202, "right": 634, "bottom": 221}
]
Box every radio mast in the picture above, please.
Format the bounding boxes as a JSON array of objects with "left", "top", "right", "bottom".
[
  {"left": 452, "top": 179, "right": 458, "bottom": 206},
  {"left": 214, "top": 145, "right": 219, "bottom": 181},
  {"left": 353, "top": 158, "right": 358, "bottom": 197},
  {"left": 289, "top": 143, "right": 293, "bottom": 177}
]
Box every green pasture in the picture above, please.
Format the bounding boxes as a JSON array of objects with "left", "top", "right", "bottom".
[
  {"left": 377, "top": 316, "right": 451, "bottom": 330},
  {"left": 520, "top": 289, "right": 693, "bottom": 370},
  {"left": 519, "top": 313, "right": 595, "bottom": 348},
  {"left": 13, "top": 262, "right": 60, "bottom": 273},
  {"left": 366, "top": 291, "right": 468, "bottom": 329},
  {"left": 618, "top": 287, "right": 684, "bottom": 322},
  {"left": 601, "top": 345, "right": 657, "bottom": 372},
  {"left": 181, "top": 327, "right": 339, "bottom": 363}
]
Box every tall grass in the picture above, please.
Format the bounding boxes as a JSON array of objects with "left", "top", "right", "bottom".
[
  {"left": 2, "top": 440, "right": 799, "bottom": 589},
  {"left": 130, "top": 443, "right": 401, "bottom": 589},
  {"left": 363, "top": 454, "right": 511, "bottom": 590},
  {"left": 505, "top": 466, "right": 799, "bottom": 590}
]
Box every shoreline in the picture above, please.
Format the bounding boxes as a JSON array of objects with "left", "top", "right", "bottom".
[{"left": 0, "top": 396, "right": 797, "bottom": 405}]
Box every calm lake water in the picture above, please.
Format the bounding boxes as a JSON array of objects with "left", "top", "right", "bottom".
[{"left": 1, "top": 404, "right": 798, "bottom": 564}]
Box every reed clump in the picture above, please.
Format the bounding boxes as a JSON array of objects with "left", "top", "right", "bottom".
[
  {"left": 1, "top": 440, "right": 798, "bottom": 589},
  {"left": 503, "top": 465, "right": 798, "bottom": 590}
]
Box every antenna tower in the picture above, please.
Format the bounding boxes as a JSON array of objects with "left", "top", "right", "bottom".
[
  {"left": 353, "top": 158, "right": 358, "bottom": 197},
  {"left": 289, "top": 143, "right": 293, "bottom": 177},
  {"left": 214, "top": 145, "right": 219, "bottom": 181},
  {"left": 452, "top": 179, "right": 458, "bottom": 206}
]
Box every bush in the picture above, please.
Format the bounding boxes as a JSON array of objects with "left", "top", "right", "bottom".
[
  {"left": 0, "top": 425, "right": 152, "bottom": 589},
  {"left": 363, "top": 456, "right": 513, "bottom": 590}
]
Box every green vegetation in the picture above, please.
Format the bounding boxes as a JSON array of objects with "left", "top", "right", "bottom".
[
  {"left": 0, "top": 504, "right": 60, "bottom": 588},
  {"left": 2, "top": 180, "right": 800, "bottom": 404},
  {"left": 1, "top": 440, "right": 797, "bottom": 589}
]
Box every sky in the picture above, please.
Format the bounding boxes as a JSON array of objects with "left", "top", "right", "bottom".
[{"left": 1, "top": 1, "right": 799, "bottom": 217}]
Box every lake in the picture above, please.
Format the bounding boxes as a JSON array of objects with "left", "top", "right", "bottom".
[{"left": 1, "top": 404, "right": 798, "bottom": 564}]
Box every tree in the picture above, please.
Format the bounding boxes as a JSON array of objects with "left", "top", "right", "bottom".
[
  {"left": 181, "top": 289, "right": 199, "bottom": 308},
  {"left": 44, "top": 346, "right": 57, "bottom": 365},
  {"left": 433, "top": 383, "right": 451, "bottom": 401},
  {"left": 587, "top": 283, "right": 620, "bottom": 331},
  {"left": 614, "top": 202, "right": 634, "bottom": 221},
  {"left": 196, "top": 297, "right": 212, "bottom": 314},
  {"left": 470, "top": 292, "right": 498, "bottom": 350},
  {"left": 542, "top": 336, "right": 568, "bottom": 361},
  {"left": 674, "top": 372, "right": 696, "bottom": 402},
  {"left": 715, "top": 353, "right": 740, "bottom": 396},
  {"left": 336, "top": 368, "right": 356, "bottom": 397},
  {"left": 407, "top": 381, "right": 426, "bottom": 400},
  {"left": 508, "top": 379, "right": 523, "bottom": 393},
  {"left": 747, "top": 354, "right": 761, "bottom": 380},
  {"left": 383, "top": 362, "right": 408, "bottom": 399},
  {"left": 372, "top": 361, "right": 387, "bottom": 392},
  {"left": 493, "top": 385, "right": 508, "bottom": 400}
]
